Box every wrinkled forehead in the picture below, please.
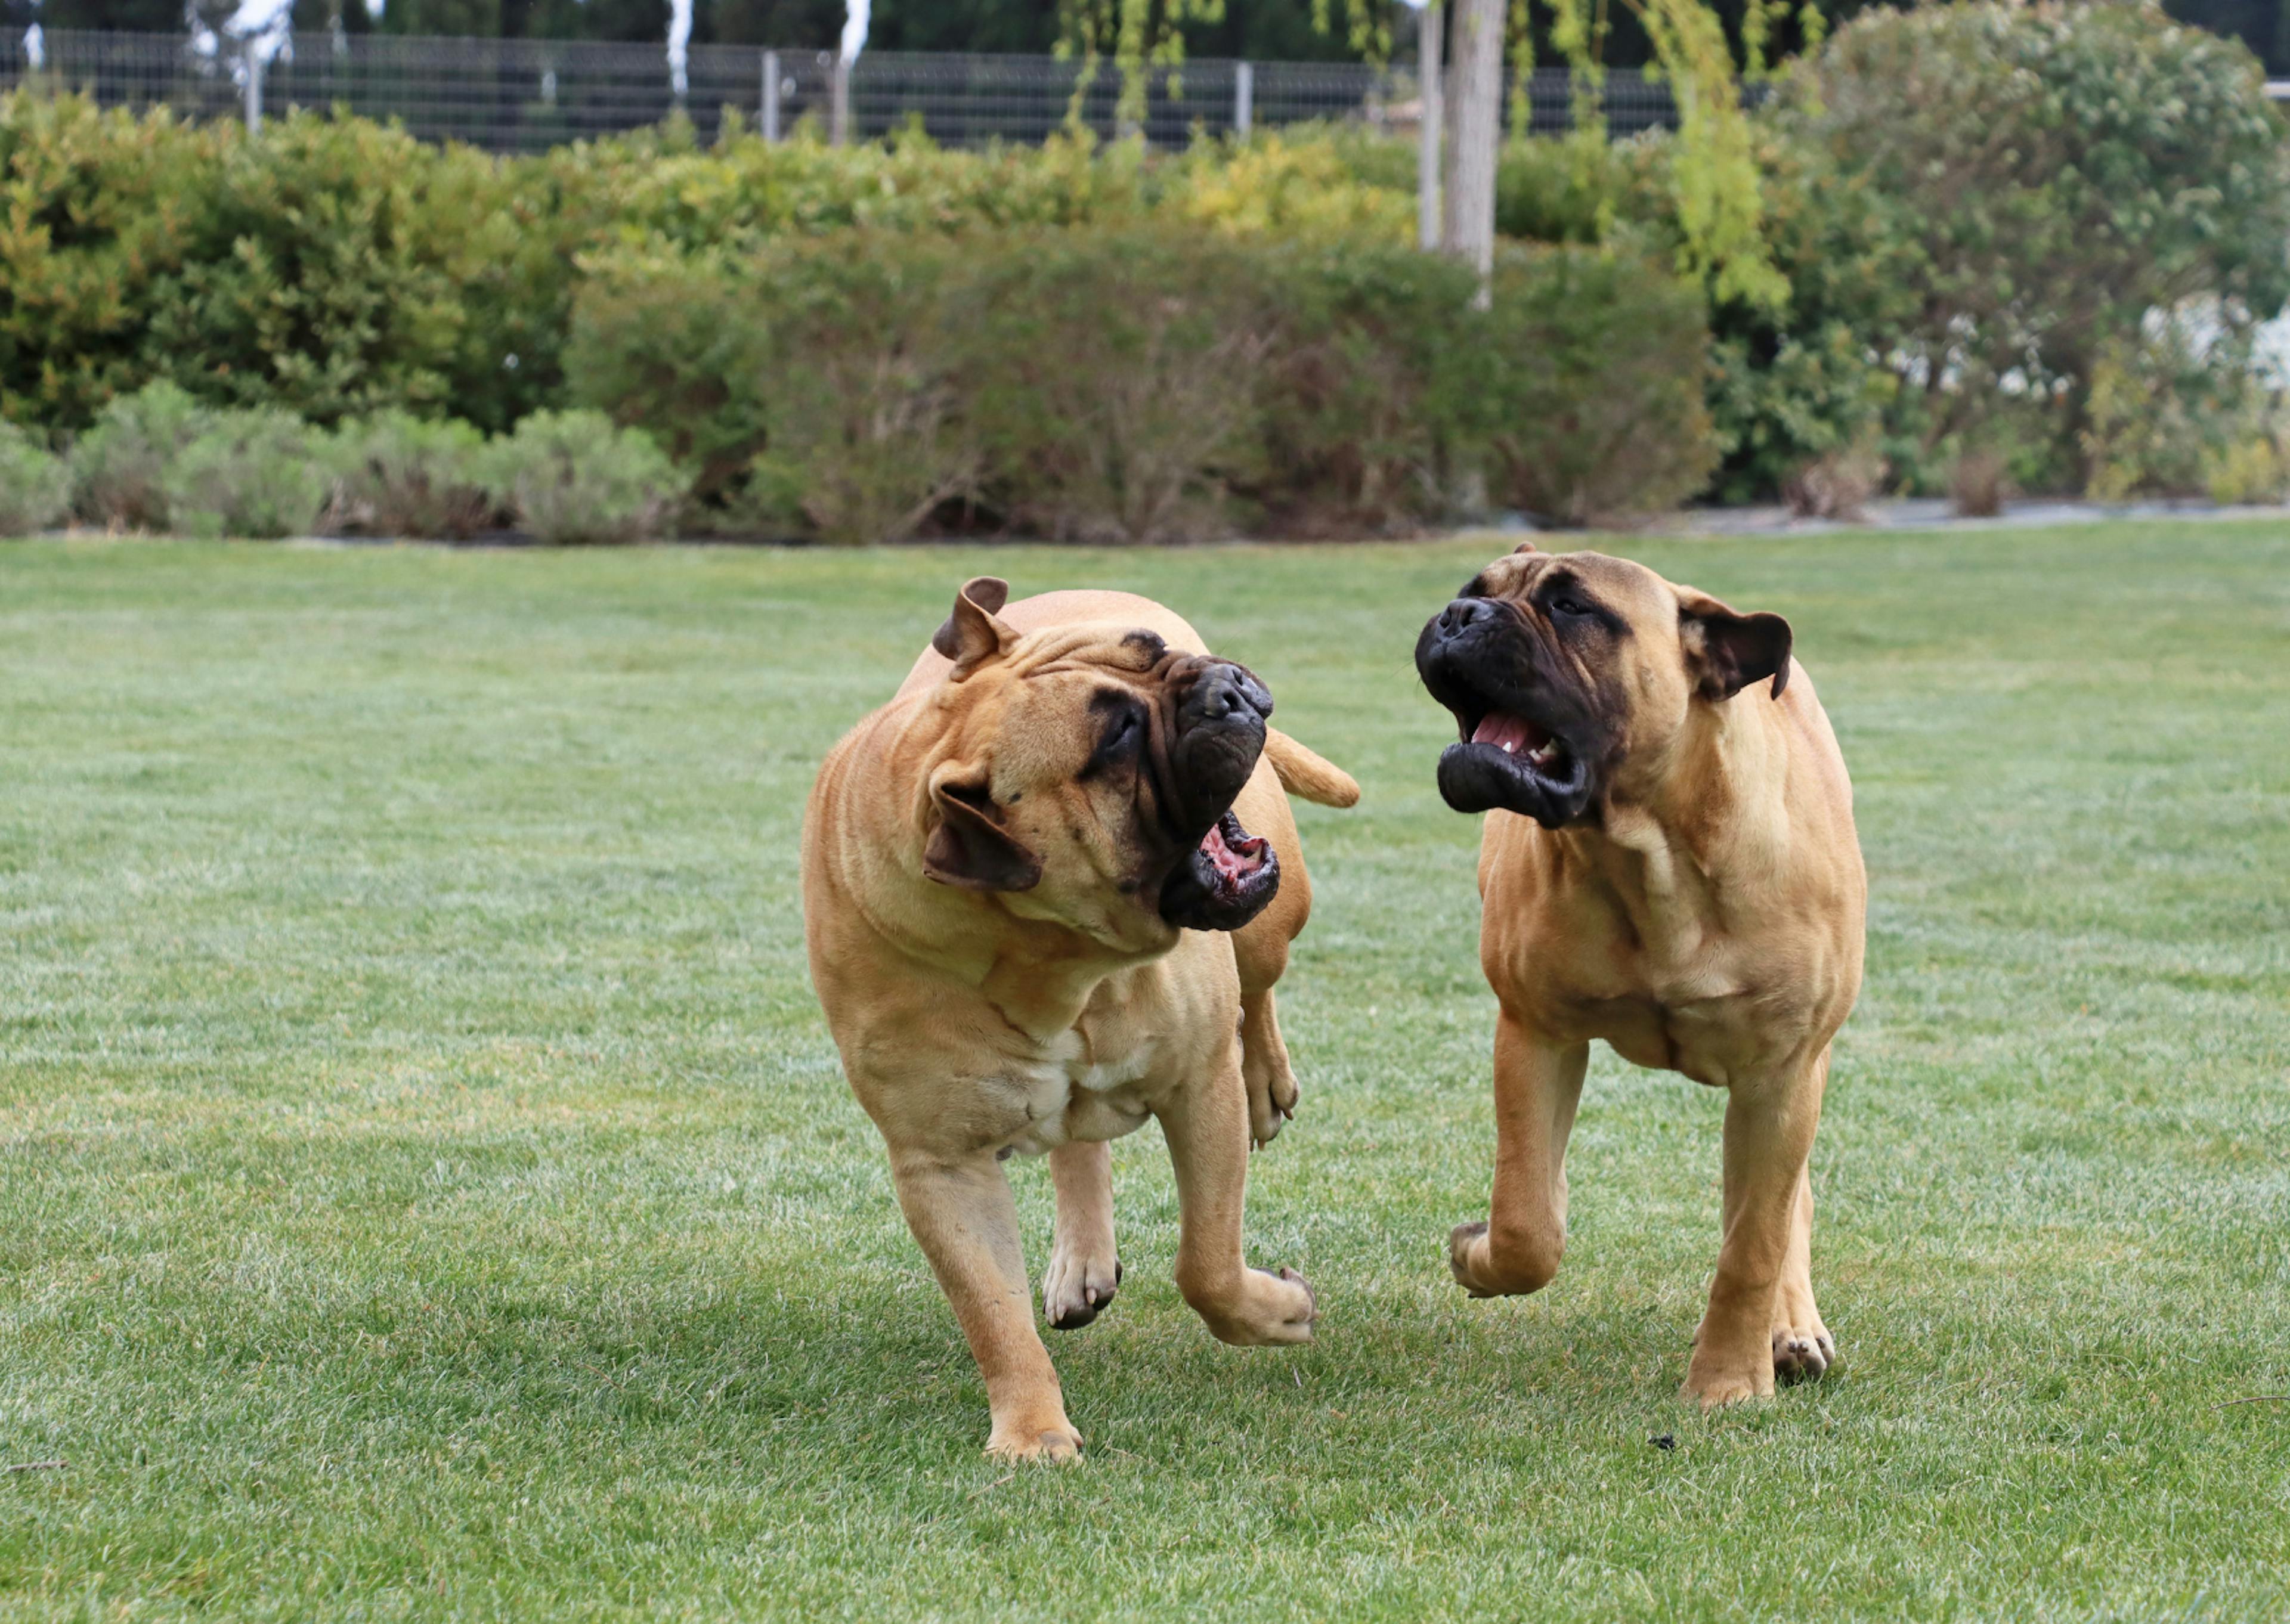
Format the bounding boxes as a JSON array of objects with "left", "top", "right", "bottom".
[
  {"left": 1001, "top": 621, "right": 1174, "bottom": 681},
  {"left": 1464, "top": 549, "right": 1674, "bottom": 615},
  {"left": 952, "top": 622, "right": 1173, "bottom": 787}
]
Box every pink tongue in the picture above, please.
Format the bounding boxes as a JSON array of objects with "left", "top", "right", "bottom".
[
  {"left": 1472, "top": 712, "right": 1546, "bottom": 753},
  {"left": 1200, "top": 822, "right": 1261, "bottom": 882}
]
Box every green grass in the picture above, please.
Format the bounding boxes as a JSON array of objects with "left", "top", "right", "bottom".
[{"left": 3, "top": 525, "right": 2286, "bottom": 1622}]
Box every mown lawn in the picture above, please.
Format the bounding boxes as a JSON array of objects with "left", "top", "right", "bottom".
[{"left": 3, "top": 524, "right": 2286, "bottom": 1622}]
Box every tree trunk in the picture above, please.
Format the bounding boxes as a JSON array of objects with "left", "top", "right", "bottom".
[
  {"left": 1440, "top": 0, "right": 1502, "bottom": 286},
  {"left": 1417, "top": 1, "right": 1443, "bottom": 252}
]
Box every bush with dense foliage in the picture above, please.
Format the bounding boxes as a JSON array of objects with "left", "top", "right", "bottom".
[
  {"left": 563, "top": 224, "right": 1713, "bottom": 543},
  {"left": 160, "top": 408, "right": 338, "bottom": 540},
  {"left": 564, "top": 247, "right": 779, "bottom": 512},
  {"left": 737, "top": 235, "right": 976, "bottom": 546},
  {"left": 9, "top": 1, "right": 2289, "bottom": 529},
  {"left": 1252, "top": 241, "right": 1486, "bottom": 537},
  {"left": 67, "top": 380, "right": 206, "bottom": 530},
  {"left": 0, "top": 97, "right": 226, "bottom": 430},
  {"left": 962, "top": 228, "right": 1285, "bottom": 543},
  {"left": 487, "top": 410, "right": 682, "bottom": 544},
  {"left": 1732, "top": 1, "right": 2290, "bottom": 498},
  {"left": 1462, "top": 246, "right": 1719, "bottom": 524},
  {"left": 333, "top": 410, "right": 498, "bottom": 540},
  {"left": 0, "top": 420, "right": 70, "bottom": 534}
]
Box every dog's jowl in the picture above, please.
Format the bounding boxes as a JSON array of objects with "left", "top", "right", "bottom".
[
  {"left": 1416, "top": 545, "right": 1867, "bottom": 1407},
  {"left": 803, "top": 578, "right": 1358, "bottom": 1459}
]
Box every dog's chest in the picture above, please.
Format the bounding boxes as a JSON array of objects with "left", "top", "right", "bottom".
[{"left": 998, "top": 1022, "right": 1159, "bottom": 1157}]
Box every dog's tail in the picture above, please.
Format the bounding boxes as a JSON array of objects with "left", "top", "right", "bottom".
[{"left": 1264, "top": 729, "right": 1360, "bottom": 808}]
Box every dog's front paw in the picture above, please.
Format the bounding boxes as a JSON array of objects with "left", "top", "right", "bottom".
[
  {"left": 1189, "top": 1265, "right": 1317, "bottom": 1346},
  {"left": 1043, "top": 1250, "right": 1121, "bottom": 1331},
  {"left": 1447, "top": 1220, "right": 1559, "bottom": 1298},
  {"left": 1448, "top": 1221, "right": 1496, "bottom": 1296},
  {"left": 1772, "top": 1322, "right": 1837, "bottom": 1384},
  {"left": 1683, "top": 1344, "right": 1775, "bottom": 1409},
  {"left": 985, "top": 1416, "right": 1084, "bottom": 1463}
]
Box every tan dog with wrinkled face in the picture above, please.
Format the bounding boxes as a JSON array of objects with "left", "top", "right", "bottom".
[
  {"left": 1415, "top": 545, "right": 1865, "bottom": 1407},
  {"left": 803, "top": 578, "right": 1357, "bottom": 1460}
]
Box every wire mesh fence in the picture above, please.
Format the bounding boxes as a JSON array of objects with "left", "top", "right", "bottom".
[{"left": 0, "top": 29, "right": 1687, "bottom": 153}]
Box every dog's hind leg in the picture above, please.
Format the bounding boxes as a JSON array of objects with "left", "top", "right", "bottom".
[
  {"left": 1238, "top": 988, "right": 1298, "bottom": 1149},
  {"left": 1450, "top": 1014, "right": 1589, "bottom": 1297},
  {"left": 1229, "top": 773, "right": 1308, "bottom": 1149},
  {"left": 1042, "top": 1140, "right": 1121, "bottom": 1330}
]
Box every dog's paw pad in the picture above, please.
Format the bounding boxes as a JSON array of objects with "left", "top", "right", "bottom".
[
  {"left": 1043, "top": 1253, "right": 1121, "bottom": 1331},
  {"left": 1447, "top": 1221, "right": 1496, "bottom": 1296},
  {"left": 986, "top": 1422, "right": 1084, "bottom": 1463},
  {"left": 1772, "top": 1327, "right": 1836, "bottom": 1383}
]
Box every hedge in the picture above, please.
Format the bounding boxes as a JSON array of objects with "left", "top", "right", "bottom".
[
  {"left": 21, "top": 230, "right": 1710, "bottom": 543},
  {"left": 6, "top": 1, "right": 2283, "bottom": 526},
  {"left": 569, "top": 225, "right": 1714, "bottom": 542}
]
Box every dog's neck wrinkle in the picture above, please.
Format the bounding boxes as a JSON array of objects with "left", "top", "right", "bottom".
[
  {"left": 982, "top": 931, "right": 1153, "bottom": 1040},
  {"left": 845, "top": 862, "right": 1138, "bottom": 1040},
  {"left": 1571, "top": 697, "right": 1783, "bottom": 966}
]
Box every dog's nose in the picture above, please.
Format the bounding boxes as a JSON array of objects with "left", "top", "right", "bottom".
[
  {"left": 1186, "top": 661, "right": 1274, "bottom": 724},
  {"left": 1435, "top": 597, "right": 1499, "bottom": 640}
]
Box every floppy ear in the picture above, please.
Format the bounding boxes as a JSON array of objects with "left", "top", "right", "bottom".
[
  {"left": 931, "top": 577, "right": 1017, "bottom": 680},
  {"left": 922, "top": 773, "right": 1042, "bottom": 893},
  {"left": 1679, "top": 591, "right": 1793, "bottom": 701}
]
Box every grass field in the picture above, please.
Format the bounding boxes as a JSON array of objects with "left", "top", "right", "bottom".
[{"left": 4, "top": 523, "right": 2287, "bottom": 1621}]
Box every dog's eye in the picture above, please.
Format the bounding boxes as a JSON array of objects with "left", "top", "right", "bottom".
[
  {"left": 1550, "top": 594, "right": 1593, "bottom": 619},
  {"left": 1083, "top": 707, "right": 1144, "bottom": 777}
]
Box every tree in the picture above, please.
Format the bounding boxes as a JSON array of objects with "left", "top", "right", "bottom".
[{"left": 1438, "top": 0, "right": 1499, "bottom": 276}]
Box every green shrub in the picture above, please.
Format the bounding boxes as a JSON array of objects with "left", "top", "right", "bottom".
[
  {"left": 0, "top": 94, "right": 228, "bottom": 429},
  {"left": 565, "top": 248, "right": 776, "bottom": 509},
  {"left": 67, "top": 381, "right": 208, "bottom": 531},
  {"left": 143, "top": 114, "right": 488, "bottom": 426},
  {"left": 1766, "top": 2, "right": 2290, "bottom": 496},
  {"left": 1459, "top": 246, "right": 1718, "bottom": 526},
  {"left": 2204, "top": 419, "right": 2290, "bottom": 506},
  {"left": 1252, "top": 242, "right": 1483, "bottom": 535},
  {"left": 4, "top": 89, "right": 1736, "bottom": 531},
  {"left": 965, "top": 227, "right": 1280, "bottom": 543},
  {"left": 334, "top": 410, "right": 497, "bottom": 539},
  {"left": 488, "top": 409, "right": 680, "bottom": 544},
  {"left": 1159, "top": 133, "right": 1413, "bottom": 242},
  {"left": 742, "top": 234, "right": 975, "bottom": 546},
  {"left": 1493, "top": 132, "right": 1637, "bottom": 247},
  {"left": 161, "top": 409, "right": 337, "bottom": 540},
  {"left": 1705, "top": 317, "right": 1899, "bottom": 506},
  {"left": 0, "top": 421, "right": 70, "bottom": 534}
]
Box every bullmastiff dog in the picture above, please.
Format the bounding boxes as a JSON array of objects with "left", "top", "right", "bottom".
[
  {"left": 803, "top": 577, "right": 1358, "bottom": 1460},
  {"left": 1415, "top": 544, "right": 1865, "bottom": 1406}
]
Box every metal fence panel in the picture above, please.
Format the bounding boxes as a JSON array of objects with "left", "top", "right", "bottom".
[{"left": 1, "top": 29, "right": 1685, "bottom": 154}]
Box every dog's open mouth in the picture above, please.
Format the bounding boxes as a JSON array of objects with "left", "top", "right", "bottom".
[
  {"left": 1160, "top": 809, "right": 1280, "bottom": 931},
  {"left": 1202, "top": 809, "right": 1271, "bottom": 890},
  {"left": 1470, "top": 710, "right": 1571, "bottom": 777},
  {"left": 1425, "top": 677, "right": 1595, "bottom": 827}
]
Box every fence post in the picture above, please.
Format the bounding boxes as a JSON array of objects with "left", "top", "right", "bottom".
[
  {"left": 830, "top": 52, "right": 850, "bottom": 145},
  {"left": 1416, "top": 4, "right": 1440, "bottom": 251},
  {"left": 242, "top": 33, "right": 263, "bottom": 134},
  {"left": 1233, "top": 60, "right": 1252, "bottom": 137},
  {"left": 762, "top": 48, "right": 780, "bottom": 140}
]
